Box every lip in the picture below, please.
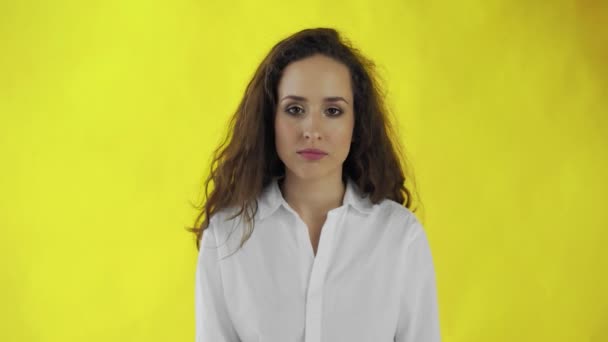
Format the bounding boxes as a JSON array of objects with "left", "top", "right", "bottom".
[
  {"left": 297, "top": 148, "right": 327, "bottom": 155},
  {"left": 297, "top": 148, "right": 328, "bottom": 161}
]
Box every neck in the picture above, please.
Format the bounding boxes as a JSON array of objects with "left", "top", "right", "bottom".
[{"left": 278, "top": 173, "right": 346, "bottom": 219}]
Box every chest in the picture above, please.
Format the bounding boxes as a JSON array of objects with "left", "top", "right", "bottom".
[{"left": 217, "top": 211, "right": 408, "bottom": 342}]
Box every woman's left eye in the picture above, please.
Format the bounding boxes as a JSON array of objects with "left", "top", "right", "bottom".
[{"left": 327, "top": 107, "right": 343, "bottom": 116}]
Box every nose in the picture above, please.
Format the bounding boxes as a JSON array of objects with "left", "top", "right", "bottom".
[{"left": 303, "top": 109, "right": 322, "bottom": 141}]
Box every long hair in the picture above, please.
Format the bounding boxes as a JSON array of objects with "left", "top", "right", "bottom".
[{"left": 187, "top": 27, "right": 421, "bottom": 251}]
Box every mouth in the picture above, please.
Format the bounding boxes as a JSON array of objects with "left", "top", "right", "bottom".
[{"left": 297, "top": 151, "right": 327, "bottom": 160}]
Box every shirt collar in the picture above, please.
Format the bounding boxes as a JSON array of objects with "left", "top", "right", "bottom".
[{"left": 256, "top": 176, "right": 374, "bottom": 221}]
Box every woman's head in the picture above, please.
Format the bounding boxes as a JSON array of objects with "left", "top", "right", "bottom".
[
  {"left": 274, "top": 53, "right": 354, "bottom": 182},
  {"left": 189, "top": 27, "right": 420, "bottom": 251}
]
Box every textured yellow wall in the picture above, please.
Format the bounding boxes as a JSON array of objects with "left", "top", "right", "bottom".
[{"left": 1, "top": 0, "right": 606, "bottom": 341}]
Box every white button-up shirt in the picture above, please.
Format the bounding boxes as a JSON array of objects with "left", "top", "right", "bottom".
[{"left": 195, "top": 177, "right": 440, "bottom": 342}]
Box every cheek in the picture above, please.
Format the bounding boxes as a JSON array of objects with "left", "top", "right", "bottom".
[
  {"left": 332, "top": 118, "right": 354, "bottom": 146},
  {"left": 275, "top": 117, "right": 297, "bottom": 148}
]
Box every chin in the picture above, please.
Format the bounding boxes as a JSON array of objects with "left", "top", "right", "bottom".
[{"left": 294, "top": 165, "right": 340, "bottom": 180}]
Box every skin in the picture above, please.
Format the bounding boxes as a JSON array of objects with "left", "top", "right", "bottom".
[{"left": 274, "top": 53, "right": 355, "bottom": 255}]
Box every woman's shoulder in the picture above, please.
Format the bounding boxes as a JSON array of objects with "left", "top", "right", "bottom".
[
  {"left": 375, "top": 198, "right": 425, "bottom": 241},
  {"left": 209, "top": 204, "right": 249, "bottom": 223},
  {"left": 205, "top": 206, "right": 247, "bottom": 255}
]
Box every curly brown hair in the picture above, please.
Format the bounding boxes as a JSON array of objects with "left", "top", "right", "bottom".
[{"left": 187, "top": 27, "right": 422, "bottom": 251}]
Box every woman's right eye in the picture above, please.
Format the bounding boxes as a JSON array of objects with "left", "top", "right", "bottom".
[{"left": 286, "top": 106, "right": 303, "bottom": 115}]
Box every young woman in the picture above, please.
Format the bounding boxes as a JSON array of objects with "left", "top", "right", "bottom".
[{"left": 190, "top": 27, "right": 440, "bottom": 342}]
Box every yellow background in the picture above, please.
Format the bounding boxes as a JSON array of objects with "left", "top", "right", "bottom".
[{"left": 1, "top": 0, "right": 606, "bottom": 341}]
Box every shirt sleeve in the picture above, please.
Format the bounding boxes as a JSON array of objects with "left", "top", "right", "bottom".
[
  {"left": 195, "top": 219, "right": 240, "bottom": 342},
  {"left": 394, "top": 219, "right": 441, "bottom": 342}
]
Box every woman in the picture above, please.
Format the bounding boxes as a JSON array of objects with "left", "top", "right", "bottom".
[{"left": 189, "top": 27, "right": 440, "bottom": 342}]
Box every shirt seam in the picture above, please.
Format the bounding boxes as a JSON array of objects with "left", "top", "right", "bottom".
[
  {"left": 210, "top": 220, "right": 243, "bottom": 342},
  {"left": 396, "top": 214, "right": 424, "bottom": 339}
]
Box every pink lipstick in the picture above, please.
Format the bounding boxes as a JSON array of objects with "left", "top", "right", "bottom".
[{"left": 297, "top": 148, "right": 328, "bottom": 161}]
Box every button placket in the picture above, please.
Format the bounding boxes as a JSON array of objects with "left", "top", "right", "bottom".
[
  {"left": 296, "top": 217, "right": 313, "bottom": 299},
  {"left": 304, "top": 209, "right": 341, "bottom": 342}
]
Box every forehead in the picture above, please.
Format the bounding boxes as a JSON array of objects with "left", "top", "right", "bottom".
[{"left": 277, "top": 55, "right": 352, "bottom": 101}]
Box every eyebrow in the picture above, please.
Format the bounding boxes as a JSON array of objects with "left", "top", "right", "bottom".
[{"left": 280, "top": 95, "right": 349, "bottom": 104}]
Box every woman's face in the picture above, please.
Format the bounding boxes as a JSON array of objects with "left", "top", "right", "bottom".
[{"left": 274, "top": 54, "right": 355, "bottom": 181}]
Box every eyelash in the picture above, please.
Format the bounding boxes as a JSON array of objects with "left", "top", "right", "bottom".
[{"left": 285, "top": 105, "right": 343, "bottom": 117}]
